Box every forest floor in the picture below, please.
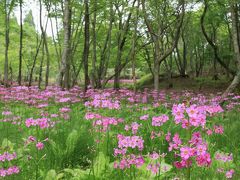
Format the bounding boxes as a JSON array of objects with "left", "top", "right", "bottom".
[
  {"left": 0, "top": 79, "right": 239, "bottom": 179},
  {"left": 117, "top": 76, "right": 236, "bottom": 93}
]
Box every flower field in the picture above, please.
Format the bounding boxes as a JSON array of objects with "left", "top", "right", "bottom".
[{"left": 0, "top": 86, "right": 239, "bottom": 179}]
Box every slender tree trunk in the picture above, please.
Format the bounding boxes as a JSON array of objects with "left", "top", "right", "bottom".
[
  {"left": 182, "top": 35, "right": 187, "bottom": 77},
  {"left": 59, "top": 0, "right": 72, "bottom": 90},
  {"left": 4, "top": 1, "right": 10, "bottom": 87},
  {"left": 18, "top": 0, "right": 23, "bottom": 85},
  {"left": 223, "top": 2, "right": 240, "bottom": 96},
  {"left": 153, "top": 60, "right": 160, "bottom": 91},
  {"left": 132, "top": 0, "right": 140, "bottom": 93},
  {"left": 100, "top": 2, "right": 114, "bottom": 88},
  {"left": 83, "top": 0, "right": 90, "bottom": 92},
  {"left": 38, "top": 44, "right": 45, "bottom": 89},
  {"left": 39, "top": 0, "right": 50, "bottom": 88},
  {"left": 91, "top": 0, "right": 97, "bottom": 88},
  {"left": 28, "top": 38, "right": 43, "bottom": 87}
]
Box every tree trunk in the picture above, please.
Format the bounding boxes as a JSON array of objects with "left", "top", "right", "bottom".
[
  {"left": 223, "top": 2, "right": 240, "bottom": 96},
  {"left": 28, "top": 38, "right": 43, "bottom": 87},
  {"left": 39, "top": 0, "right": 50, "bottom": 88},
  {"left": 4, "top": 1, "right": 10, "bottom": 87},
  {"left": 91, "top": 0, "right": 97, "bottom": 88},
  {"left": 38, "top": 44, "right": 45, "bottom": 89},
  {"left": 18, "top": 0, "right": 23, "bottom": 86},
  {"left": 201, "top": 0, "right": 235, "bottom": 76},
  {"left": 153, "top": 60, "right": 160, "bottom": 91},
  {"left": 113, "top": 0, "right": 136, "bottom": 90},
  {"left": 83, "top": 0, "right": 90, "bottom": 92},
  {"left": 59, "top": 0, "right": 72, "bottom": 90},
  {"left": 132, "top": 0, "right": 140, "bottom": 93},
  {"left": 141, "top": 0, "right": 185, "bottom": 92}
]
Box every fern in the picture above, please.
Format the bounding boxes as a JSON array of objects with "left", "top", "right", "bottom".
[{"left": 64, "top": 130, "right": 79, "bottom": 157}]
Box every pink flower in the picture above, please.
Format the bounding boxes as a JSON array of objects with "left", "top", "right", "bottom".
[
  {"left": 225, "top": 169, "right": 234, "bottom": 179},
  {"left": 2, "top": 111, "right": 12, "bottom": 116},
  {"left": 174, "top": 159, "right": 192, "bottom": 169},
  {"left": 152, "top": 114, "right": 169, "bottom": 126},
  {"left": 59, "top": 107, "right": 71, "bottom": 113},
  {"left": 140, "top": 114, "right": 149, "bottom": 120},
  {"left": 196, "top": 153, "right": 211, "bottom": 167},
  {"left": 147, "top": 163, "right": 160, "bottom": 174},
  {"left": 124, "top": 125, "right": 130, "bottom": 131},
  {"left": 196, "top": 144, "right": 207, "bottom": 156},
  {"left": 165, "top": 132, "right": 171, "bottom": 142},
  {"left": 172, "top": 104, "right": 185, "bottom": 123},
  {"left": 173, "top": 133, "right": 182, "bottom": 145},
  {"left": 206, "top": 129, "right": 213, "bottom": 135},
  {"left": 36, "top": 142, "right": 44, "bottom": 150},
  {"left": 149, "top": 152, "right": 159, "bottom": 160},
  {"left": 180, "top": 147, "right": 192, "bottom": 160},
  {"left": 214, "top": 125, "right": 224, "bottom": 134},
  {"left": 186, "top": 105, "right": 198, "bottom": 118},
  {"left": 131, "top": 122, "right": 141, "bottom": 134},
  {"left": 28, "top": 136, "right": 36, "bottom": 142},
  {"left": 0, "top": 166, "right": 20, "bottom": 177}
]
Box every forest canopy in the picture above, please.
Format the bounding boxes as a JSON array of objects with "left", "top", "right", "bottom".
[{"left": 0, "top": 0, "right": 239, "bottom": 95}]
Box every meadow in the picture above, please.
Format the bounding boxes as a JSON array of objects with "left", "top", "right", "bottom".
[{"left": 0, "top": 85, "right": 239, "bottom": 180}]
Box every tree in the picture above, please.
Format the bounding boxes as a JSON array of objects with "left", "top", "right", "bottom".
[
  {"left": 141, "top": 0, "right": 185, "bottom": 92},
  {"left": 18, "top": 0, "right": 23, "bottom": 85},
  {"left": 223, "top": 0, "right": 240, "bottom": 96},
  {"left": 59, "top": 0, "right": 72, "bottom": 90},
  {"left": 83, "top": 0, "right": 90, "bottom": 92},
  {"left": 2, "top": 0, "right": 16, "bottom": 87}
]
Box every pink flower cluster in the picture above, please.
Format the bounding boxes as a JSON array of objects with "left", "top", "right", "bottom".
[
  {"left": 147, "top": 162, "right": 170, "bottom": 174},
  {"left": 139, "top": 114, "right": 149, "bottom": 120},
  {"left": 168, "top": 133, "right": 182, "bottom": 151},
  {"left": 218, "top": 168, "right": 235, "bottom": 179},
  {"left": 215, "top": 152, "right": 233, "bottom": 162},
  {"left": 25, "top": 117, "right": 55, "bottom": 129},
  {"left": 172, "top": 104, "right": 207, "bottom": 128},
  {"left": 84, "top": 95, "right": 120, "bottom": 109},
  {"left": 150, "top": 131, "right": 162, "bottom": 139},
  {"left": 0, "top": 152, "right": 17, "bottom": 162},
  {"left": 114, "top": 148, "right": 127, "bottom": 156},
  {"left": 59, "top": 107, "right": 71, "bottom": 113},
  {"left": 147, "top": 163, "right": 161, "bottom": 174},
  {"left": 205, "top": 105, "right": 224, "bottom": 115},
  {"left": 0, "top": 115, "right": 21, "bottom": 125},
  {"left": 86, "top": 112, "right": 124, "bottom": 131},
  {"left": 2, "top": 111, "right": 12, "bottom": 116},
  {"left": 113, "top": 154, "right": 145, "bottom": 169},
  {"left": 93, "top": 117, "right": 124, "bottom": 131},
  {"left": 85, "top": 112, "right": 102, "bottom": 120},
  {"left": 174, "top": 132, "right": 212, "bottom": 168},
  {"left": 225, "top": 169, "right": 235, "bottom": 179},
  {"left": 124, "top": 122, "right": 141, "bottom": 134},
  {"left": 152, "top": 114, "right": 169, "bottom": 126},
  {"left": 149, "top": 151, "right": 166, "bottom": 160},
  {"left": 25, "top": 136, "right": 46, "bottom": 150},
  {"left": 57, "top": 97, "right": 71, "bottom": 103},
  {"left": 214, "top": 125, "right": 224, "bottom": 134},
  {"left": 0, "top": 166, "right": 20, "bottom": 177},
  {"left": 117, "top": 134, "right": 144, "bottom": 151}
]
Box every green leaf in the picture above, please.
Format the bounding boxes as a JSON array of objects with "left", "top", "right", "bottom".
[
  {"left": 64, "top": 130, "right": 79, "bottom": 156},
  {"left": 2, "top": 138, "right": 14, "bottom": 150},
  {"left": 45, "top": 170, "right": 57, "bottom": 180},
  {"left": 93, "top": 152, "right": 110, "bottom": 177}
]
